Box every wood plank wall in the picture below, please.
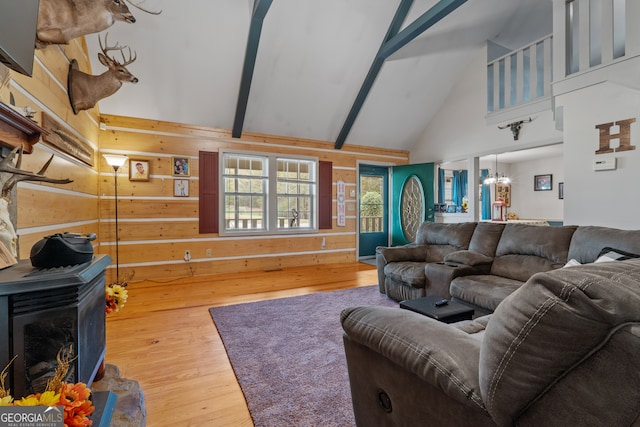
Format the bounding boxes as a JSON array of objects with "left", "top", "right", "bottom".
[
  {"left": 0, "top": 37, "right": 410, "bottom": 284},
  {"left": 0, "top": 40, "right": 101, "bottom": 263},
  {"left": 98, "top": 116, "right": 409, "bottom": 282}
]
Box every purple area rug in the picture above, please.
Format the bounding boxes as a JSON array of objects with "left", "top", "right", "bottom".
[{"left": 209, "top": 286, "right": 398, "bottom": 427}]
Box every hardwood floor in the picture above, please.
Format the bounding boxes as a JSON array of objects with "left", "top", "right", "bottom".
[{"left": 104, "top": 262, "right": 378, "bottom": 426}]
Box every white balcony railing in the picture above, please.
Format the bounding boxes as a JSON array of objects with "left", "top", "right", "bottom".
[
  {"left": 487, "top": 35, "right": 553, "bottom": 117},
  {"left": 551, "top": 0, "right": 640, "bottom": 102},
  {"left": 555, "top": 0, "right": 640, "bottom": 80}
]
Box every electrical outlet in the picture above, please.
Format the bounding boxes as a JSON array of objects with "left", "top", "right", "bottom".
[
  {"left": 206, "top": 248, "right": 212, "bottom": 257},
  {"left": 184, "top": 250, "right": 191, "bottom": 261}
]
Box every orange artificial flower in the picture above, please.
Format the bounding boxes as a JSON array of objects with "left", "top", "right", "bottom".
[{"left": 59, "top": 382, "right": 94, "bottom": 426}]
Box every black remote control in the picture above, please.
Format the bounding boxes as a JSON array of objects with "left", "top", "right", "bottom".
[{"left": 434, "top": 298, "right": 449, "bottom": 307}]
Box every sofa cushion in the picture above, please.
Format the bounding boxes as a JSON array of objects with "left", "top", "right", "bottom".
[
  {"left": 468, "top": 222, "right": 505, "bottom": 256},
  {"left": 415, "top": 222, "right": 477, "bottom": 262},
  {"left": 384, "top": 262, "right": 427, "bottom": 288},
  {"left": 478, "top": 258, "right": 640, "bottom": 426},
  {"left": 490, "top": 224, "right": 577, "bottom": 281},
  {"left": 490, "top": 254, "right": 563, "bottom": 282},
  {"left": 450, "top": 274, "right": 522, "bottom": 312},
  {"left": 567, "top": 226, "right": 640, "bottom": 264},
  {"left": 444, "top": 250, "right": 494, "bottom": 266},
  {"left": 495, "top": 224, "right": 576, "bottom": 262}
]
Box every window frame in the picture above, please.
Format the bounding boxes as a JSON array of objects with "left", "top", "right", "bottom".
[{"left": 219, "top": 149, "right": 319, "bottom": 236}]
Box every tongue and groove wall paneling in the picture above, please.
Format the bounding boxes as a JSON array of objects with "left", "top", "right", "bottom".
[{"left": 98, "top": 114, "right": 409, "bottom": 282}]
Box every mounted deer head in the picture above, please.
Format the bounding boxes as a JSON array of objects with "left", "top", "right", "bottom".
[
  {"left": 0, "top": 147, "right": 73, "bottom": 257},
  {"left": 37, "top": 0, "right": 161, "bottom": 46},
  {"left": 68, "top": 34, "right": 139, "bottom": 114}
]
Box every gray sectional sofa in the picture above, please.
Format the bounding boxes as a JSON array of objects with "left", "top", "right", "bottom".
[
  {"left": 342, "top": 257, "right": 640, "bottom": 426},
  {"left": 376, "top": 221, "right": 640, "bottom": 314}
]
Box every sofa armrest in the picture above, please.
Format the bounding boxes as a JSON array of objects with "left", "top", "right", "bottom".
[
  {"left": 425, "top": 262, "right": 487, "bottom": 298},
  {"left": 376, "top": 244, "right": 428, "bottom": 263},
  {"left": 341, "top": 306, "right": 487, "bottom": 411}
]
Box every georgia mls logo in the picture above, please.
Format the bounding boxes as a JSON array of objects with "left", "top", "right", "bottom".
[{"left": 0, "top": 406, "right": 63, "bottom": 427}]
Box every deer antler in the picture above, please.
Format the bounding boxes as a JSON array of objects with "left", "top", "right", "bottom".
[
  {"left": 1, "top": 147, "right": 74, "bottom": 199},
  {"left": 99, "top": 33, "right": 137, "bottom": 66},
  {"left": 125, "top": 0, "right": 162, "bottom": 15}
]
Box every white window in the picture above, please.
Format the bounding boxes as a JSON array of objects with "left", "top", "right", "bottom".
[{"left": 221, "top": 151, "right": 317, "bottom": 234}]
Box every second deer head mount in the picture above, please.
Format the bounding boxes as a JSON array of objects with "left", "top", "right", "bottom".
[{"left": 68, "top": 34, "right": 139, "bottom": 114}]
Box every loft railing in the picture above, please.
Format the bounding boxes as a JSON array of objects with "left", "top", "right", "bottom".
[
  {"left": 487, "top": 35, "right": 553, "bottom": 116},
  {"left": 487, "top": 0, "right": 640, "bottom": 120},
  {"left": 554, "top": 0, "right": 640, "bottom": 80}
]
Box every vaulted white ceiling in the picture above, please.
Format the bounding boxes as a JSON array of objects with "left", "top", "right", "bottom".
[{"left": 86, "top": 0, "right": 551, "bottom": 151}]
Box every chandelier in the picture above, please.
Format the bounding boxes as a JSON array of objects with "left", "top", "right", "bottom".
[{"left": 484, "top": 154, "right": 510, "bottom": 185}]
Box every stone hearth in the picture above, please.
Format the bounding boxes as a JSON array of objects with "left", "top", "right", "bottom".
[{"left": 91, "top": 364, "right": 146, "bottom": 426}]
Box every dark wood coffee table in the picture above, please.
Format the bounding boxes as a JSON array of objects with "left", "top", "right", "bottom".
[{"left": 400, "top": 295, "right": 474, "bottom": 323}]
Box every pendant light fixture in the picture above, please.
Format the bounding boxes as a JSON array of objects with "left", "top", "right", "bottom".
[{"left": 484, "top": 154, "right": 510, "bottom": 185}]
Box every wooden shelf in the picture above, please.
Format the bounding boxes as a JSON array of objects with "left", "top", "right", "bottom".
[{"left": 0, "top": 102, "right": 47, "bottom": 154}]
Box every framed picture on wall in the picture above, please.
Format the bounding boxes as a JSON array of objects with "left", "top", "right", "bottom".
[
  {"left": 496, "top": 183, "right": 511, "bottom": 206},
  {"left": 534, "top": 174, "right": 552, "bottom": 191},
  {"left": 129, "top": 159, "right": 150, "bottom": 181},
  {"left": 174, "top": 179, "right": 189, "bottom": 197},
  {"left": 172, "top": 157, "right": 190, "bottom": 176}
]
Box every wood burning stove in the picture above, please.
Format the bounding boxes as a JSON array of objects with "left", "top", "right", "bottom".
[{"left": 0, "top": 255, "right": 111, "bottom": 398}]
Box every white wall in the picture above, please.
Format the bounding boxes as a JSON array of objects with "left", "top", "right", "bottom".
[
  {"left": 411, "top": 5, "right": 640, "bottom": 229},
  {"left": 412, "top": 48, "right": 640, "bottom": 228},
  {"left": 412, "top": 46, "right": 564, "bottom": 222},
  {"left": 556, "top": 81, "right": 640, "bottom": 229},
  {"left": 507, "top": 156, "right": 564, "bottom": 221},
  {"left": 410, "top": 48, "right": 563, "bottom": 165},
  {"left": 477, "top": 156, "right": 563, "bottom": 221}
]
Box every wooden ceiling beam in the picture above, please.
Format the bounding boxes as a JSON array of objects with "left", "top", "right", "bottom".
[
  {"left": 335, "top": 0, "right": 468, "bottom": 149},
  {"left": 232, "top": 0, "right": 273, "bottom": 138},
  {"left": 334, "top": 0, "right": 413, "bottom": 150},
  {"left": 378, "top": 0, "right": 468, "bottom": 60}
]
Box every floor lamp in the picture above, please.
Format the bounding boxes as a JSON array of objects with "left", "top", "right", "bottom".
[{"left": 103, "top": 154, "right": 128, "bottom": 284}]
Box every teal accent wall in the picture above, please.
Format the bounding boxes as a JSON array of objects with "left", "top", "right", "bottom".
[{"left": 391, "top": 163, "right": 435, "bottom": 246}]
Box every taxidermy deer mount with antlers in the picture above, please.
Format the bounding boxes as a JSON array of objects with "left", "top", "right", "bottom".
[
  {"left": 0, "top": 147, "right": 73, "bottom": 258},
  {"left": 36, "top": 0, "right": 161, "bottom": 47},
  {"left": 68, "top": 34, "right": 139, "bottom": 114},
  {"left": 498, "top": 117, "right": 533, "bottom": 141}
]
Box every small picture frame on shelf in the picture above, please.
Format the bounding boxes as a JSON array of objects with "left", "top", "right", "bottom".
[
  {"left": 174, "top": 179, "right": 189, "bottom": 197},
  {"left": 534, "top": 174, "right": 552, "bottom": 191},
  {"left": 129, "top": 159, "right": 150, "bottom": 181},
  {"left": 172, "top": 157, "right": 190, "bottom": 176}
]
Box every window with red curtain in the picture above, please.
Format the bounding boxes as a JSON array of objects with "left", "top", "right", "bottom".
[
  {"left": 199, "top": 151, "right": 218, "bottom": 234},
  {"left": 198, "top": 152, "right": 332, "bottom": 233}
]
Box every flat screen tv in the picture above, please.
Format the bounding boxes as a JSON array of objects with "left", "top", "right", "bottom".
[{"left": 0, "top": 0, "right": 40, "bottom": 77}]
